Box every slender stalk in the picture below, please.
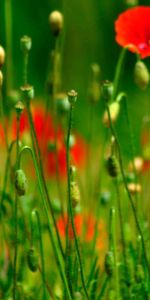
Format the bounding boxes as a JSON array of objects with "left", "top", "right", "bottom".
[
  {"left": 66, "top": 103, "right": 90, "bottom": 300},
  {"left": 23, "top": 52, "right": 29, "bottom": 86},
  {"left": 26, "top": 101, "right": 64, "bottom": 258},
  {"left": 112, "top": 48, "right": 127, "bottom": 101},
  {"left": 106, "top": 104, "right": 150, "bottom": 277},
  {"left": 18, "top": 146, "right": 72, "bottom": 300},
  {"left": 111, "top": 208, "right": 120, "bottom": 300},
  {"left": 34, "top": 210, "right": 47, "bottom": 300},
  {"left": 13, "top": 115, "right": 20, "bottom": 300}
]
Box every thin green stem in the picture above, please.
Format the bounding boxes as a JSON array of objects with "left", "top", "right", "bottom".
[
  {"left": 18, "top": 146, "right": 72, "bottom": 300},
  {"left": 112, "top": 48, "right": 127, "bottom": 101},
  {"left": 23, "top": 52, "right": 29, "bottom": 85},
  {"left": 66, "top": 104, "right": 90, "bottom": 300},
  {"left": 26, "top": 101, "right": 64, "bottom": 258},
  {"left": 34, "top": 210, "right": 47, "bottom": 300},
  {"left": 13, "top": 115, "right": 20, "bottom": 300},
  {"left": 106, "top": 104, "right": 150, "bottom": 277},
  {"left": 111, "top": 207, "right": 120, "bottom": 300}
]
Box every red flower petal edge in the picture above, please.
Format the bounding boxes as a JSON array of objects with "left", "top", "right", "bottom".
[{"left": 115, "top": 6, "right": 150, "bottom": 58}]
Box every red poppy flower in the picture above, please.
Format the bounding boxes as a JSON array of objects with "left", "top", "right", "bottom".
[
  {"left": 56, "top": 213, "right": 107, "bottom": 250},
  {"left": 115, "top": 6, "right": 150, "bottom": 58},
  {"left": 11, "top": 104, "right": 86, "bottom": 178}
]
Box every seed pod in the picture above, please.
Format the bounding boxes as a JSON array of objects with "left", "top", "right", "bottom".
[
  {"left": 55, "top": 92, "right": 70, "bottom": 114},
  {"left": 103, "top": 102, "right": 120, "bottom": 127},
  {"left": 70, "top": 181, "right": 80, "bottom": 208},
  {"left": 20, "top": 85, "right": 34, "bottom": 101},
  {"left": 49, "top": 11, "right": 63, "bottom": 36},
  {"left": 15, "top": 101, "right": 24, "bottom": 115},
  {"left": 14, "top": 169, "right": 27, "bottom": 196},
  {"left": 68, "top": 90, "right": 78, "bottom": 105},
  {"left": 134, "top": 61, "right": 149, "bottom": 90},
  {"left": 106, "top": 155, "right": 119, "bottom": 178},
  {"left": 20, "top": 36, "right": 32, "bottom": 53},
  {"left": 105, "top": 251, "right": 114, "bottom": 277},
  {"left": 0, "top": 46, "right": 5, "bottom": 67},
  {"left": 27, "top": 247, "right": 39, "bottom": 272}
]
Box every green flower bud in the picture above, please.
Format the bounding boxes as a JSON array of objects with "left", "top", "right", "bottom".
[
  {"left": 49, "top": 11, "right": 63, "bottom": 36},
  {"left": 51, "top": 198, "right": 62, "bottom": 214},
  {"left": 103, "top": 102, "right": 120, "bottom": 127},
  {"left": 20, "top": 36, "right": 32, "bottom": 53},
  {"left": 70, "top": 181, "right": 80, "bottom": 208},
  {"left": 14, "top": 169, "right": 27, "bottom": 196},
  {"left": 55, "top": 93, "right": 70, "bottom": 114},
  {"left": 134, "top": 61, "right": 149, "bottom": 90},
  {"left": 68, "top": 90, "right": 78, "bottom": 105},
  {"left": 106, "top": 155, "right": 119, "bottom": 178},
  {"left": 105, "top": 251, "right": 114, "bottom": 277},
  {"left": 20, "top": 85, "right": 34, "bottom": 102},
  {"left": 27, "top": 247, "right": 39, "bottom": 272},
  {"left": 15, "top": 101, "right": 24, "bottom": 116}
]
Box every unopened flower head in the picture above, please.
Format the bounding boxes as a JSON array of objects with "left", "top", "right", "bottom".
[
  {"left": 49, "top": 11, "right": 63, "bottom": 36},
  {"left": 20, "top": 35, "right": 32, "bottom": 53},
  {"left": 134, "top": 61, "right": 149, "bottom": 90},
  {"left": 68, "top": 90, "right": 78, "bottom": 105}
]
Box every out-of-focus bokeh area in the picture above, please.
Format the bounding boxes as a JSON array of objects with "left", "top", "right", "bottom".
[{"left": 0, "top": 0, "right": 150, "bottom": 155}]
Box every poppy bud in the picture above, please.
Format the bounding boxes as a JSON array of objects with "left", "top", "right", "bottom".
[
  {"left": 134, "top": 61, "right": 149, "bottom": 90},
  {"left": 0, "top": 70, "right": 3, "bottom": 87},
  {"left": 68, "top": 90, "right": 78, "bottom": 105},
  {"left": 27, "top": 247, "right": 39, "bottom": 272},
  {"left": 101, "top": 80, "right": 114, "bottom": 102},
  {"left": 15, "top": 101, "right": 24, "bottom": 116},
  {"left": 49, "top": 11, "right": 63, "bottom": 36},
  {"left": 106, "top": 155, "right": 119, "bottom": 178},
  {"left": 20, "top": 36, "right": 32, "bottom": 53},
  {"left": 103, "top": 102, "right": 120, "bottom": 127},
  {"left": 105, "top": 251, "right": 114, "bottom": 276},
  {"left": 70, "top": 181, "right": 80, "bottom": 208},
  {"left": 55, "top": 92, "right": 70, "bottom": 114},
  {"left": 0, "top": 46, "right": 5, "bottom": 67},
  {"left": 20, "top": 85, "right": 34, "bottom": 101},
  {"left": 14, "top": 169, "right": 27, "bottom": 196}
]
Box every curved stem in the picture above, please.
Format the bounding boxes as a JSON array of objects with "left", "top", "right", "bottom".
[
  {"left": 4, "top": 0, "right": 13, "bottom": 92},
  {"left": 18, "top": 146, "right": 72, "bottom": 300},
  {"left": 112, "top": 48, "right": 127, "bottom": 101}
]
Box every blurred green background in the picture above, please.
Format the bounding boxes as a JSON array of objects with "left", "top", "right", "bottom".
[{"left": 0, "top": 0, "right": 150, "bottom": 157}]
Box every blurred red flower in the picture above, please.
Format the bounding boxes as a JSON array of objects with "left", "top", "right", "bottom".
[
  {"left": 12, "top": 104, "right": 86, "bottom": 178},
  {"left": 115, "top": 6, "right": 150, "bottom": 58},
  {"left": 56, "top": 213, "right": 107, "bottom": 250}
]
